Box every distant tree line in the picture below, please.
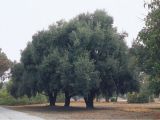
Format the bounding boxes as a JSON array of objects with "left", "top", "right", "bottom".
[{"left": 10, "top": 10, "right": 139, "bottom": 108}]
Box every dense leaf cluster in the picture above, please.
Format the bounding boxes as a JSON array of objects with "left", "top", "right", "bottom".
[
  {"left": 10, "top": 10, "right": 139, "bottom": 108},
  {"left": 134, "top": 0, "right": 160, "bottom": 95}
]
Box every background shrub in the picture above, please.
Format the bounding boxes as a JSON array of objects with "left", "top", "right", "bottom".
[
  {"left": 110, "top": 97, "right": 117, "bottom": 102},
  {"left": 127, "top": 92, "right": 149, "bottom": 103},
  {"left": 0, "top": 88, "right": 47, "bottom": 105},
  {"left": 56, "top": 93, "right": 65, "bottom": 102}
]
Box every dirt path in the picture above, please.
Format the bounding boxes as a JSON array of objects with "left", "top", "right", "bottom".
[
  {"left": 0, "top": 106, "right": 44, "bottom": 120},
  {"left": 7, "top": 102, "right": 160, "bottom": 120}
]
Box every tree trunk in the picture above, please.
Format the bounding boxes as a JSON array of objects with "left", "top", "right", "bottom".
[
  {"left": 115, "top": 90, "right": 119, "bottom": 102},
  {"left": 84, "top": 91, "right": 95, "bottom": 109},
  {"left": 53, "top": 91, "right": 57, "bottom": 106},
  {"left": 105, "top": 96, "right": 109, "bottom": 102},
  {"left": 48, "top": 91, "right": 57, "bottom": 106},
  {"left": 48, "top": 93, "right": 54, "bottom": 106},
  {"left": 64, "top": 91, "right": 71, "bottom": 107},
  {"left": 84, "top": 97, "right": 94, "bottom": 109}
]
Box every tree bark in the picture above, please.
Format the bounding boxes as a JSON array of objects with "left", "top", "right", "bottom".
[
  {"left": 105, "top": 96, "right": 109, "bottom": 102},
  {"left": 84, "top": 91, "right": 95, "bottom": 109},
  {"left": 53, "top": 91, "right": 57, "bottom": 106},
  {"left": 64, "top": 91, "right": 71, "bottom": 107},
  {"left": 84, "top": 97, "right": 94, "bottom": 109},
  {"left": 48, "top": 91, "right": 57, "bottom": 106},
  {"left": 48, "top": 93, "right": 54, "bottom": 106}
]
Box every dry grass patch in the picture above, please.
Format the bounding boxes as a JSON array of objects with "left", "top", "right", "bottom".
[{"left": 6, "top": 102, "right": 160, "bottom": 120}]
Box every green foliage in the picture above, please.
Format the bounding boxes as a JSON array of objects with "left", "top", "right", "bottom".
[
  {"left": 136, "top": 0, "right": 160, "bottom": 94},
  {"left": 110, "top": 97, "right": 117, "bottom": 102},
  {"left": 139, "top": 73, "right": 152, "bottom": 95},
  {"left": 10, "top": 63, "right": 24, "bottom": 98},
  {"left": 0, "top": 49, "right": 10, "bottom": 80},
  {"left": 0, "top": 88, "right": 47, "bottom": 105},
  {"left": 0, "top": 82, "right": 3, "bottom": 89},
  {"left": 127, "top": 72, "right": 154, "bottom": 104},
  {"left": 10, "top": 10, "right": 140, "bottom": 108},
  {"left": 39, "top": 49, "right": 62, "bottom": 93},
  {"left": 74, "top": 52, "right": 100, "bottom": 97},
  {"left": 148, "top": 77, "right": 160, "bottom": 95},
  {"left": 127, "top": 92, "right": 149, "bottom": 103},
  {"left": 56, "top": 93, "right": 65, "bottom": 102}
]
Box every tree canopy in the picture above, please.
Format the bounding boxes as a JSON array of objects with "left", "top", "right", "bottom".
[
  {"left": 0, "top": 49, "right": 10, "bottom": 81},
  {"left": 10, "top": 10, "right": 139, "bottom": 108},
  {"left": 135, "top": 0, "right": 160, "bottom": 95}
]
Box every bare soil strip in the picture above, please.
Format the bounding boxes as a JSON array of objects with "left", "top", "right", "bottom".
[{"left": 6, "top": 102, "right": 160, "bottom": 120}]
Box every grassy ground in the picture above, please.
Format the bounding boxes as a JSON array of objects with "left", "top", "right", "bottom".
[
  {"left": 0, "top": 88, "right": 48, "bottom": 105},
  {"left": 6, "top": 102, "right": 160, "bottom": 119}
]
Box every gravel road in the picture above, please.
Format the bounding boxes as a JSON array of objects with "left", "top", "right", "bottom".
[{"left": 0, "top": 106, "right": 44, "bottom": 120}]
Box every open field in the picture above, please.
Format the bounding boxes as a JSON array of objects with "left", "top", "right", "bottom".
[{"left": 6, "top": 102, "right": 160, "bottom": 120}]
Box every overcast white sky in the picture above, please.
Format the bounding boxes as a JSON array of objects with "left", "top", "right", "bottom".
[{"left": 0, "top": 0, "right": 148, "bottom": 61}]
